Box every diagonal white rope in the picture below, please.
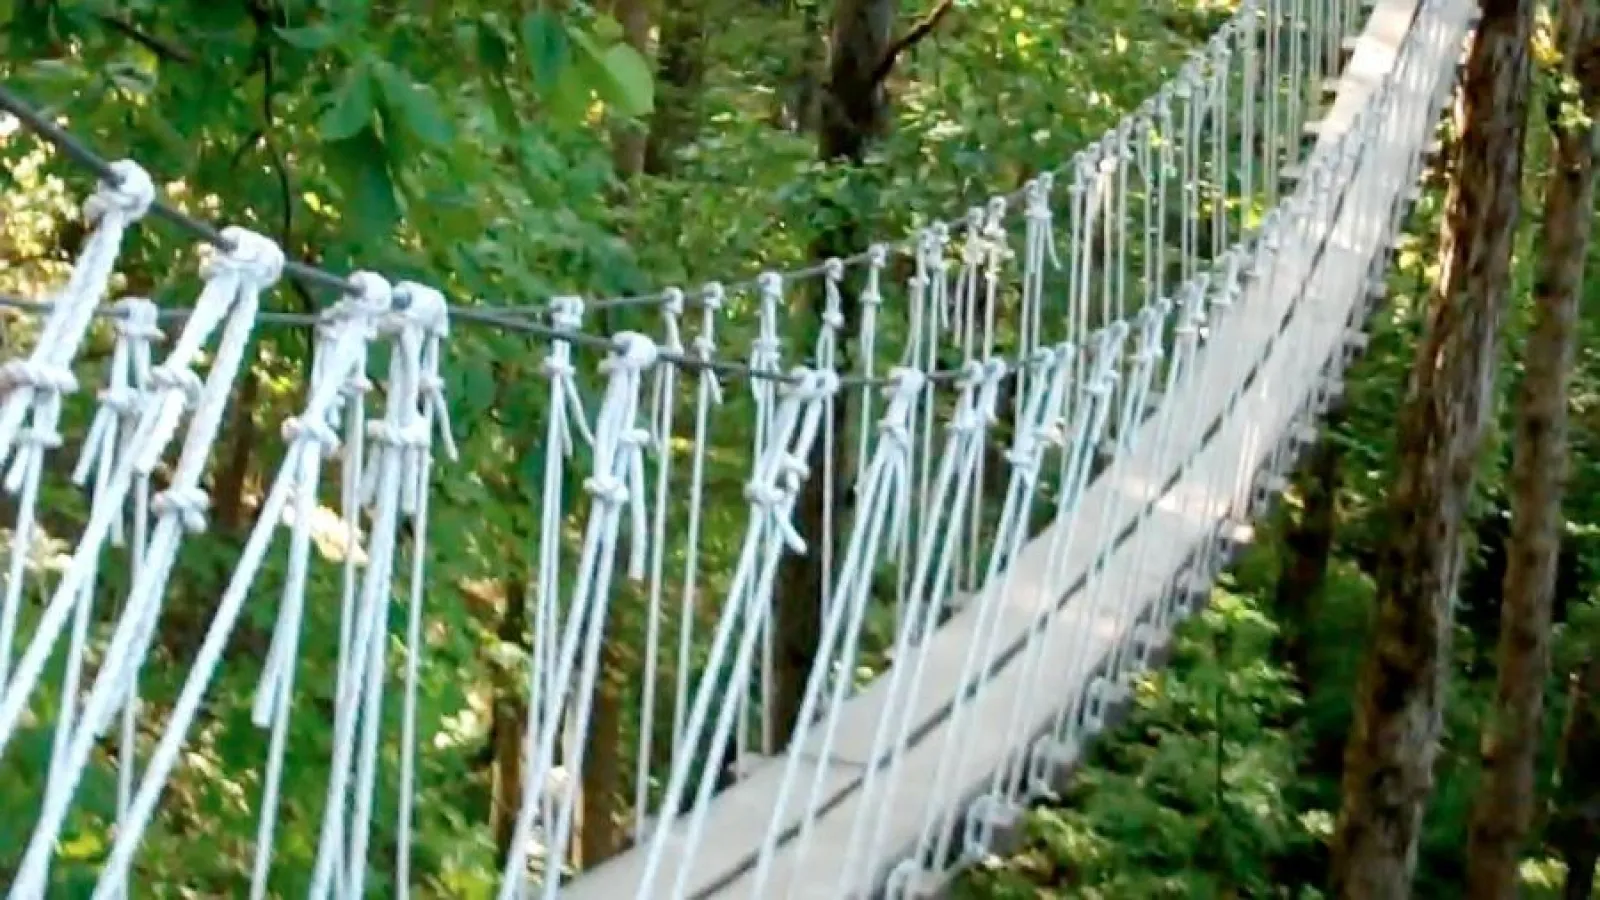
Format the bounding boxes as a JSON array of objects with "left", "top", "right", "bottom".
[
  {"left": 496, "top": 332, "right": 659, "bottom": 900},
  {"left": 8, "top": 227, "right": 284, "bottom": 899},
  {"left": 0, "top": 160, "right": 153, "bottom": 689},
  {"left": 633, "top": 367, "right": 836, "bottom": 898}
]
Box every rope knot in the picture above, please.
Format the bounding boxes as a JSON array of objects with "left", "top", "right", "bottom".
[
  {"left": 821, "top": 308, "right": 846, "bottom": 331},
  {"left": 584, "top": 474, "right": 630, "bottom": 506},
  {"left": 86, "top": 159, "right": 156, "bottom": 225},
  {"left": 1025, "top": 178, "right": 1053, "bottom": 219},
  {"left": 150, "top": 362, "right": 204, "bottom": 405},
  {"left": 342, "top": 271, "right": 394, "bottom": 320},
  {"left": 823, "top": 257, "right": 845, "bottom": 284},
  {"left": 282, "top": 414, "right": 342, "bottom": 449},
  {"left": 550, "top": 295, "right": 585, "bottom": 330},
  {"left": 206, "top": 227, "right": 285, "bottom": 286},
  {"left": 541, "top": 356, "right": 576, "bottom": 380},
  {"left": 0, "top": 360, "right": 77, "bottom": 396},
  {"left": 20, "top": 422, "right": 63, "bottom": 451},
  {"left": 701, "top": 282, "right": 725, "bottom": 312},
  {"left": 867, "top": 243, "right": 889, "bottom": 269},
  {"left": 112, "top": 297, "right": 163, "bottom": 341},
  {"left": 757, "top": 271, "right": 783, "bottom": 303},
  {"left": 153, "top": 486, "right": 211, "bottom": 533},
  {"left": 743, "top": 477, "right": 786, "bottom": 510},
  {"left": 604, "top": 332, "right": 658, "bottom": 373},
  {"left": 97, "top": 385, "right": 139, "bottom": 415},
  {"left": 662, "top": 287, "right": 685, "bottom": 318}
]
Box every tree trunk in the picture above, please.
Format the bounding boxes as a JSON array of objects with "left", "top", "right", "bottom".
[
  {"left": 1327, "top": 0, "right": 1535, "bottom": 895},
  {"left": 610, "top": 0, "right": 652, "bottom": 180},
  {"left": 578, "top": 634, "right": 628, "bottom": 867},
  {"left": 643, "top": 0, "right": 706, "bottom": 175},
  {"left": 1464, "top": 2, "right": 1598, "bottom": 895},
  {"left": 489, "top": 578, "right": 531, "bottom": 858},
  {"left": 1275, "top": 407, "right": 1344, "bottom": 688},
  {"left": 770, "top": 0, "right": 899, "bottom": 747},
  {"left": 1552, "top": 656, "right": 1600, "bottom": 900}
]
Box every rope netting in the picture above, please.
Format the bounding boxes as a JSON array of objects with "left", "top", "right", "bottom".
[{"left": 0, "top": 0, "right": 1472, "bottom": 894}]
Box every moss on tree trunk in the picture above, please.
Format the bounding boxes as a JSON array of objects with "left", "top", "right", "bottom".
[
  {"left": 1328, "top": 0, "right": 1535, "bottom": 895},
  {"left": 1464, "top": 2, "right": 1599, "bottom": 895}
]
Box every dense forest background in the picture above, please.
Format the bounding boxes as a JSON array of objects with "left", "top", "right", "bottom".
[{"left": 0, "top": 0, "right": 1596, "bottom": 897}]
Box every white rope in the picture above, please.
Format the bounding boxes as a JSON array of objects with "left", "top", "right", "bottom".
[
  {"left": 496, "top": 332, "right": 658, "bottom": 900},
  {"left": 674, "top": 283, "right": 725, "bottom": 759},
  {"left": 8, "top": 227, "right": 283, "bottom": 899},
  {"left": 638, "top": 287, "right": 684, "bottom": 835},
  {"left": 64, "top": 296, "right": 160, "bottom": 867},
  {"left": 395, "top": 283, "right": 457, "bottom": 899},
  {"left": 0, "top": 161, "right": 154, "bottom": 689},
  {"left": 752, "top": 367, "right": 923, "bottom": 896},
  {"left": 633, "top": 367, "right": 835, "bottom": 898}
]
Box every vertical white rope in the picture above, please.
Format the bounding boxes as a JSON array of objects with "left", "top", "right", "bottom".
[
  {"left": 855, "top": 245, "right": 887, "bottom": 479},
  {"left": 674, "top": 283, "right": 724, "bottom": 759},
  {"left": 840, "top": 361, "right": 1004, "bottom": 891},
  {"left": 817, "top": 259, "right": 845, "bottom": 655},
  {"left": 495, "top": 332, "right": 657, "bottom": 900},
  {"left": 395, "top": 283, "right": 457, "bottom": 899},
  {"left": 637, "top": 287, "right": 684, "bottom": 835},
  {"left": 749, "top": 273, "right": 784, "bottom": 760},
  {"left": 306, "top": 282, "right": 436, "bottom": 900}
]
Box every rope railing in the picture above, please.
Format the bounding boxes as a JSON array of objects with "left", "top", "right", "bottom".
[{"left": 0, "top": 0, "right": 1470, "bottom": 893}]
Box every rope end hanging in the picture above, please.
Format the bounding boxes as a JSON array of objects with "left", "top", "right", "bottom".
[{"left": 397, "top": 281, "right": 459, "bottom": 465}]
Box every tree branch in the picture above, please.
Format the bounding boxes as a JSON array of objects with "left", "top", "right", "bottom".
[
  {"left": 95, "top": 13, "right": 196, "bottom": 64},
  {"left": 870, "top": 0, "right": 955, "bottom": 87}
]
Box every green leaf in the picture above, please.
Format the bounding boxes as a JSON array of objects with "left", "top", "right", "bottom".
[
  {"left": 275, "top": 23, "right": 342, "bottom": 50},
  {"left": 372, "top": 61, "right": 454, "bottom": 146},
  {"left": 325, "top": 129, "right": 400, "bottom": 240},
  {"left": 566, "top": 26, "right": 653, "bottom": 117},
  {"left": 520, "top": 11, "right": 569, "bottom": 91},
  {"left": 318, "top": 63, "right": 374, "bottom": 141},
  {"left": 599, "top": 42, "right": 653, "bottom": 116}
]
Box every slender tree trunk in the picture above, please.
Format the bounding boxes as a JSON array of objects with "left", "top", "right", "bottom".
[
  {"left": 1464, "top": 2, "right": 1598, "bottom": 895},
  {"left": 489, "top": 578, "right": 531, "bottom": 858},
  {"left": 1552, "top": 656, "right": 1600, "bottom": 900},
  {"left": 1327, "top": 0, "right": 1535, "bottom": 895},
  {"left": 578, "top": 634, "right": 628, "bottom": 867},
  {"left": 610, "top": 0, "right": 652, "bottom": 180},
  {"left": 1275, "top": 407, "right": 1344, "bottom": 687},
  {"left": 770, "top": 0, "right": 900, "bottom": 747},
  {"left": 644, "top": 0, "right": 706, "bottom": 175}
]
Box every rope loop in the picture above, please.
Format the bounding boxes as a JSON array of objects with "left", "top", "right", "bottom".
[
  {"left": 85, "top": 159, "right": 156, "bottom": 225},
  {"left": 152, "top": 485, "right": 211, "bottom": 533},
  {"left": 111, "top": 297, "right": 163, "bottom": 342},
  {"left": 202, "top": 227, "right": 285, "bottom": 287},
  {"left": 550, "top": 294, "right": 585, "bottom": 330}
]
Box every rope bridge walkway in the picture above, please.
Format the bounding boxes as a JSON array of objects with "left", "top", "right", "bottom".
[{"left": 0, "top": 0, "right": 1470, "bottom": 894}]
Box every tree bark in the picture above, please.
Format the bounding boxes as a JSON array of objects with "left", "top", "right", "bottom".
[
  {"left": 1327, "top": 0, "right": 1535, "bottom": 895},
  {"left": 644, "top": 0, "right": 706, "bottom": 175},
  {"left": 1275, "top": 407, "right": 1343, "bottom": 688},
  {"left": 1465, "top": 3, "right": 1599, "bottom": 895},
  {"left": 1552, "top": 656, "right": 1600, "bottom": 900},
  {"left": 489, "top": 578, "right": 531, "bottom": 858},
  {"left": 610, "top": 0, "right": 652, "bottom": 180},
  {"left": 770, "top": 0, "right": 899, "bottom": 747}
]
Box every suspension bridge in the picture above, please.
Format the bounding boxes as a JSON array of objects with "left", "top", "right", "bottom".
[{"left": 0, "top": 0, "right": 1470, "bottom": 895}]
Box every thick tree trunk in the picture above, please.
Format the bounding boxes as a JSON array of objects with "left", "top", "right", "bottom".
[
  {"left": 1464, "top": 2, "right": 1598, "bottom": 895},
  {"left": 1552, "top": 656, "right": 1600, "bottom": 900},
  {"left": 1275, "top": 407, "right": 1343, "bottom": 688},
  {"left": 770, "top": 0, "right": 898, "bottom": 747},
  {"left": 1327, "top": 0, "right": 1535, "bottom": 895}
]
